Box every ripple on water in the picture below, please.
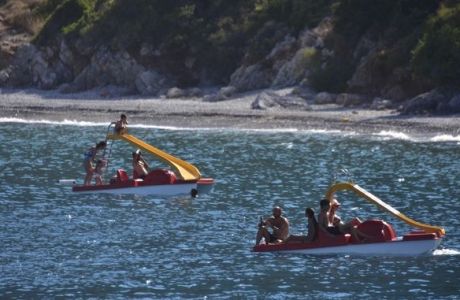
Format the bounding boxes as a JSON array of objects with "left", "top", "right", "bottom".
[{"left": 0, "top": 123, "right": 459, "bottom": 298}]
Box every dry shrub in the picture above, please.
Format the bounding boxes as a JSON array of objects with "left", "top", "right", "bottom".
[{"left": 2, "top": 0, "right": 46, "bottom": 35}]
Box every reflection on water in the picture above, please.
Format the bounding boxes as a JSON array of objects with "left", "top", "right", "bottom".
[{"left": 0, "top": 122, "right": 459, "bottom": 298}]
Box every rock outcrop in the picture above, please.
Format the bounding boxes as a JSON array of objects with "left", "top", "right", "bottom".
[
  {"left": 71, "top": 48, "right": 144, "bottom": 92},
  {"left": 229, "top": 18, "right": 333, "bottom": 94},
  {"left": 399, "top": 89, "right": 460, "bottom": 115},
  {"left": 251, "top": 91, "right": 311, "bottom": 110},
  {"left": 135, "top": 70, "right": 168, "bottom": 96}
]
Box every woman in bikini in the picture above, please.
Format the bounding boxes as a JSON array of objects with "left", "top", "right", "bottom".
[{"left": 83, "top": 141, "right": 106, "bottom": 185}]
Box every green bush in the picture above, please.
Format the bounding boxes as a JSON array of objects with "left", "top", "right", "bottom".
[
  {"left": 333, "top": 0, "right": 439, "bottom": 47},
  {"left": 34, "top": 0, "right": 98, "bottom": 45},
  {"left": 309, "top": 57, "right": 354, "bottom": 93},
  {"left": 333, "top": 0, "right": 394, "bottom": 44},
  {"left": 255, "top": 0, "right": 333, "bottom": 30},
  {"left": 309, "top": 0, "right": 440, "bottom": 93},
  {"left": 411, "top": 4, "right": 460, "bottom": 85}
]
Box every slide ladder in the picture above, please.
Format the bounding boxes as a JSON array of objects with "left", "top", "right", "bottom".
[
  {"left": 325, "top": 182, "right": 445, "bottom": 236},
  {"left": 107, "top": 133, "right": 201, "bottom": 181}
]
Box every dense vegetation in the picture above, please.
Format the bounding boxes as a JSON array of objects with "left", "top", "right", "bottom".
[
  {"left": 5, "top": 0, "right": 460, "bottom": 92},
  {"left": 412, "top": 2, "right": 460, "bottom": 85},
  {"left": 33, "top": 0, "right": 334, "bottom": 85},
  {"left": 311, "top": 0, "right": 442, "bottom": 93}
]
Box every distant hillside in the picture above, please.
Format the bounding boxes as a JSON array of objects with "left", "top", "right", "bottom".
[{"left": 1, "top": 0, "right": 460, "bottom": 114}]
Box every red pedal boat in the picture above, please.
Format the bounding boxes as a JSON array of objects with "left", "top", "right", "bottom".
[
  {"left": 69, "top": 126, "right": 214, "bottom": 197},
  {"left": 253, "top": 182, "right": 444, "bottom": 256}
]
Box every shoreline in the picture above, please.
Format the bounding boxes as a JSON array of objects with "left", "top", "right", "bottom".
[{"left": 1, "top": 88, "right": 459, "bottom": 138}]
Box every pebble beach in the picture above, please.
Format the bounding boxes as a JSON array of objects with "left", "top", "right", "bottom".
[{"left": 1, "top": 88, "right": 459, "bottom": 138}]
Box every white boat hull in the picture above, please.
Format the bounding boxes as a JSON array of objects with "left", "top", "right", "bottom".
[
  {"left": 71, "top": 177, "right": 214, "bottom": 197},
  {"left": 74, "top": 182, "right": 197, "bottom": 196},
  {"left": 254, "top": 219, "right": 443, "bottom": 256},
  {"left": 271, "top": 238, "right": 442, "bottom": 256}
]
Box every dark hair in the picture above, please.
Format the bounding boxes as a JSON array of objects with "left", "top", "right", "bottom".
[
  {"left": 96, "top": 141, "right": 107, "bottom": 149},
  {"left": 305, "top": 207, "right": 315, "bottom": 217},
  {"left": 121, "top": 114, "right": 127, "bottom": 119},
  {"left": 320, "top": 199, "right": 330, "bottom": 209},
  {"left": 191, "top": 188, "right": 198, "bottom": 198}
]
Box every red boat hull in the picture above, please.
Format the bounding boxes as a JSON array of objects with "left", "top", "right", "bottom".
[{"left": 253, "top": 220, "right": 442, "bottom": 256}]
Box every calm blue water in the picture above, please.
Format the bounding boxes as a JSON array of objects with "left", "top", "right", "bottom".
[{"left": 1, "top": 120, "right": 460, "bottom": 299}]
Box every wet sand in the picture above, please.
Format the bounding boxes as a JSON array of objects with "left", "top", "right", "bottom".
[{"left": 1, "top": 88, "right": 459, "bottom": 137}]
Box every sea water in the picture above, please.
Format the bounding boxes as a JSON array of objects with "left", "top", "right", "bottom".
[{"left": 1, "top": 119, "right": 459, "bottom": 299}]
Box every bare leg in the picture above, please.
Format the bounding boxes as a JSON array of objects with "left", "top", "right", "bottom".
[
  {"left": 84, "top": 172, "right": 93, "bottom": 185},
  {"left": 255, "top": 226, "right": 270, "bottom": 245},
  {"left": 84, "top": 162, "right": 94, "bottom": 186}
]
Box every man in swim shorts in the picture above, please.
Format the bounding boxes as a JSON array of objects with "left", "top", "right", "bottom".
[{"left": 255, "top": 206, "right": 290, "bottom": 245}]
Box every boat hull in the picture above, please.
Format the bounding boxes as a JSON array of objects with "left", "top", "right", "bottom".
[
  {"left": 253, "top": 237, "right": 442, "bottom": 256},
  {"left": 72, "top": 177, "right": 214, "bottom": 196}
]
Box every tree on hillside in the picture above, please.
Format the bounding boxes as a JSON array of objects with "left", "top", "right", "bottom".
[{"left": 412, "top": 3, "right": 460, "bottom": 85}]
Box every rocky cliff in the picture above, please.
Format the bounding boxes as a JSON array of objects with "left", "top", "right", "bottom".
[{"left": 1, "top": 0, "right": 460, "bottom": 115}]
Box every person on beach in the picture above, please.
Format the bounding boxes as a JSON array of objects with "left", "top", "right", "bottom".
[
  {"left": 93, "top": 159, "right": 107, "bottom": 185},
  {"left": 83, "top": 141, "right": 107, "bottom": 186},
  {"left": 132, "top": 149, "right": 150, "bottom": 179},
  {"left": 255, "top": 206, "right": 290, "bottom": 245},
  {"left": 286, "top": 207, "right": 318, "bottom": 243},
  {"left": 112, "top": 114, "right": 128, "bottom": 134}
]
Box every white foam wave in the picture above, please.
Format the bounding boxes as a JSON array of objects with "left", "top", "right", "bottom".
[
  {"left": 375, "top": 130, "right": 412, "bottom": 141},
  {"left": 429, "top": 134, "right": 460, "bottom": 142},
  {"left": 133, "top": 124, "right": 301, "bottom": 133},
  {"left": 375, "top": 130, "right": 460, "bottom": 143},
  {"left": 0, "top": 117, "right": 107, "bottom": 127},
  {"left": 303, "top": 129, "right": 343, "bottom": 134},
  {"left": 0, "top": 117, "right": 210, "bottom": 130},
  {"left": 0, "top": 117, "right": 301, "bottom": 133},
  {"left": 1, "top": 117, "right": 459, "bottom": 141},
  {"left": 433, "top": 248, "right": 460, "bottom": 256},
  {"left": 130, "top": 123, "right": 214, "bottom": 131}
]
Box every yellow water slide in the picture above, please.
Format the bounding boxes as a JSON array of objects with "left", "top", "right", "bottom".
[
  {"left": 325, "top": 182, "right": 445, "bottom": 236},
  {"left": 106, "top": 133, "right": 201, "bottom": 181}
]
